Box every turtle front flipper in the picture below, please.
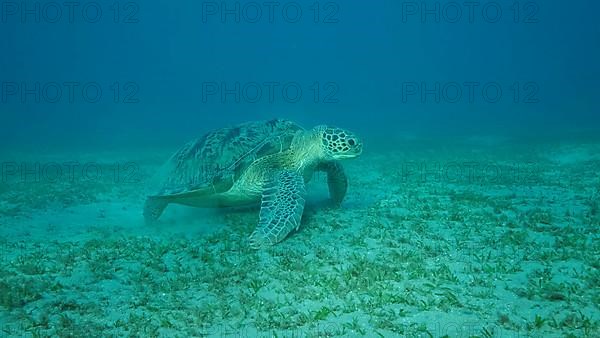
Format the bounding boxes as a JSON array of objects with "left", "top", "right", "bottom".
[
  {"left": 249, "top": 171, "right": 306, "bottom": 249},
  {"left": 317, "top": 161, "right": 348, "bottom": 206}
]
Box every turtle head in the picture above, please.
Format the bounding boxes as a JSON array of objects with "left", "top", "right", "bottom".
[{"left": 317, "top": 126, "right": 363, "bottom": 159}]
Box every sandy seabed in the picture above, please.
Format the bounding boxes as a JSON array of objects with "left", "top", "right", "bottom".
[{"left": 1, "top": 138, "right": 599, "bottom": 337}]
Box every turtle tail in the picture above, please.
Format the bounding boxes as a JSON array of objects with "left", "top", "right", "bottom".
[{"left": 143, "top": 196, "right": 169, "bottom": 225}]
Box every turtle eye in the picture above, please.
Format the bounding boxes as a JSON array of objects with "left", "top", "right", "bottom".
[{"left": 348, "top": 139, "right": 355, "bottom": 146}]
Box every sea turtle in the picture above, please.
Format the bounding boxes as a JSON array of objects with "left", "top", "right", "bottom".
[{"left": 143, "top": 118, "right": 362, "bottom": 248}]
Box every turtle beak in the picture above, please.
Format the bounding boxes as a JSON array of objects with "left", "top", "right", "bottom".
[
  {"left": 356, "top": 144, "right": 363, "bottom": 156},
  {"left": 349, "top": 138, "right": 363, "bottom": 157},
  {"left": 351, "top": 144, "right": 363, "bottom": 157},
  {"left": 339, "top": 142, "right": 362, "bottom": 158}
]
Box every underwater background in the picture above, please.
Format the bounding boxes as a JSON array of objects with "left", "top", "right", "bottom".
[
  {"left": 1, "top": 0, "right": 600, "bottom": 337},
  {"left": 2, "top": 0, "right": 599, "bottom": 150}
]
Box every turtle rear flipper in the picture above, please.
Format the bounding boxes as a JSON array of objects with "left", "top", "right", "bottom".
[
  {"left": 249, "top": 171, "right": 306, "bottom": 249},
  {"left": 144, "top": 196, "right": 169, "bottom": 225}
]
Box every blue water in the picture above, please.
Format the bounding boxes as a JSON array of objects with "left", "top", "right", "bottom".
[{"left": 2, "top": 0, "right": 599, "bottom": 151}]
